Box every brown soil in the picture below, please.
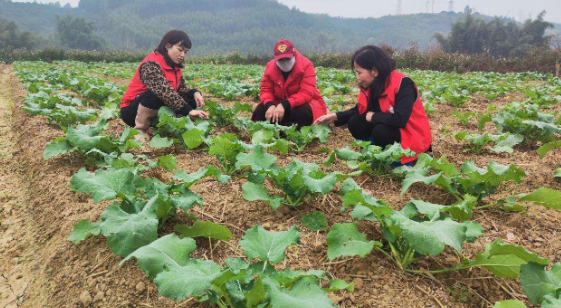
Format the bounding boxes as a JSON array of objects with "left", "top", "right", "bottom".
[{"left": 1, "top": 63, "right": 560, "bottom": 308}]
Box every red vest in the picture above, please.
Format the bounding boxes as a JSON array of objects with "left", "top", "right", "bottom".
[
  {"left": 121, "top": 52, "right": 182, "bottom": 108},
  {"left": 357, "top": 71, "right": 432, "bottom": 164}
]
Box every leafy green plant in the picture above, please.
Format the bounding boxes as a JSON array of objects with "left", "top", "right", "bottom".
[
  {"left": 43, "top": 122, "right": 142, "bottom": 165},
  {"left": 454, "top": 132, "right": 523, "bottom": 154},
  {"left": 242, "top": 158, "right": 358, "bottom": 208},
  {"left": 392, "top": 153, "right": 525, "bottom": 204},
  {"left": 323, "top": 141, "right": 416, "bottom": 175},
  {"left": 154, "top": 107, "right": 211, "bottom": 149},
  {"left": 205, "top": 101, "right": 252, "bottom": 127},
  {"left": 117, "top": 226, "right": 346, "bottom": 308}
]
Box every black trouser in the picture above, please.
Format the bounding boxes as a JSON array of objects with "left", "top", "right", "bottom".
[
  {"left": 347, "top": 114, "right": 401, "bottom": 147},
  {"left": 252, "top": 103, "right": 313, "bottom": 127},
  {"left": 120, "top": 90, "right": 196, "bottom": 127}
]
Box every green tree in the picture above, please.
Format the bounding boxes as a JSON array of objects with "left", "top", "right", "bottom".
[
  {"left": 434, "top": 9, "right": 553, "bottom": 57},
  {"left": 56, "top": 15, "right": 106, "bottom": 50},
  {"left": 0, "top": 17, "right": 36, "bottom": 50}
]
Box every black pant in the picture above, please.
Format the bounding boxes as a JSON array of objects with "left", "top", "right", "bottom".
[
  {"left": 347, "top": 114, "right": 401, "bottom": 147},
  {"left": 252, "top": 103, "right": 313, "bottom": 127},
  {"left": 120, "top": 90, "right": 196, "bottom": 127}
]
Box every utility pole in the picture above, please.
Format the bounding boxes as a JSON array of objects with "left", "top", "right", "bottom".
[
  {"left": 396, "top": 0, "right": 402, "bottom": 15},
  {"left": 425, "top": 0, "right": 430, "bottom": 13},
  {"left": 448, "top": 0, "right": 454, "bottom": 12},
  {"left": 432, "top": 0, "right": 435, "bottom": 13}
]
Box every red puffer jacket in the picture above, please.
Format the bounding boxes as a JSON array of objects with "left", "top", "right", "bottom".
[{"left": 259, "top": 51, "right": 327, "bottom": 122}]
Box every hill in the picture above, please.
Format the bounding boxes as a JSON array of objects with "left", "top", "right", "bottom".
[{"left": 1, "top": 0, "right": 558, "bottom": 55}]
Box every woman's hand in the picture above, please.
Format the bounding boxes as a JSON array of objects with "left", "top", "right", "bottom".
[
  {"left": 265, "top": 105, "right": 276, "bottom": 120},
  {"left": 189, "top": 109, "right": 209, "bottom": 120},
  {"left": 272, "top": 104, "right": 285, "bottom": 123},
  {"left": 194, "top": 92, "right": 205, "bottom": 108},
  {"left": 313, "top": 113, "right": 337, "bottom": 125},
  {"left": 365, "top": 111, "right": 374, "bottom": 122}
]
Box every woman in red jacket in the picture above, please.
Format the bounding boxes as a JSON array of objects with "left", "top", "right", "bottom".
[
  {"left": 252, "top": 39, "right": 327, "bottom": 127},
  {"left": 120, "top": 30, "right": 208, "bottom": 140},
  {"left": 314, "top": 45, "right": 432, "bottom": 164}
]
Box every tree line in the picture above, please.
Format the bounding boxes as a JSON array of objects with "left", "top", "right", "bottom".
[
  {"left": 434, "top": 7, "right": 554, "bottom": 57},
  {"left": 0, "top": 0, "right": 559, "bottom": 58}
]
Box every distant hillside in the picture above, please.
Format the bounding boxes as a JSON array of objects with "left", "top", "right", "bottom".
[
  {"left": 0, "top": 1, "right": 85, "bottom": 36},
  {"left": 1, "top": 0, "right": 558, "bottom": 55}
]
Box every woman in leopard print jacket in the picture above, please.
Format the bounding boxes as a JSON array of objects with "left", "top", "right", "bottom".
[{"left": 120, "top": 30, "right": 208, "bottom": 140}]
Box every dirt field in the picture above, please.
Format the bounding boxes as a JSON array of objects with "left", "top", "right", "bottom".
[{"left": 1, "top": 63, "right": 561, "bottom": 308}]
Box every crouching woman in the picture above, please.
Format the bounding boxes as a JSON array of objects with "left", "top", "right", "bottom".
[
  {"left": 314, "top": 45, "right": 432, "bottom": 165},
  {"left": 120, "top": 30, "right": 208, "bottom": 140}
]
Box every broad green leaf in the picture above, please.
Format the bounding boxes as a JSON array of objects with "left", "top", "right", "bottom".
[
  {"left": 519, "top": 187, "right": 561, "bottom": 210},
  {"left": 245, "top": 274, "right": 267, "bottom": 307},
  {"left": 492, "top": 300, "right": 528, "bottom": 308},
  {"left": 469, "top": 239, "right": 549, "bottom": 279},
  {"left": 242, "top": 182, "right": 283, "bottom": 209},
  {"left": 301, "top": 212, "right": 328, "bottom": 231},
  {"left": 537, "top": 136, "right": 561, "bottom": 158},
  {"left": 150, "top": 134, "right": 174, "bottom": 148},
  {"left": 341, "top": 189, "right": 393, "bottom": 219},
  {"left": 100, "top": 197, "right": 160, "bottom": 257},
  {"left": 442, "top": 195, "right": 478, "bottom": 221},
  {"left": 335, "top": 147, "right": 362, "bottom": 161},
  {"left": 225, "top": 257, "right": 250, "bottom": 275},
  {"left": 70, "top": 168, "right": 135, "bottom": 202},
  {"left": 120, "top": 234, "right": 196, "bottom": 280},
  {"left": 267, "top": 277, "right": 335, "bottom": 308},
  {"left": 175, "top": 221, "right": 232, "bottom": 241},
  {"left": 182, "top": 129, "right": 204, "bottom": 149},
  {"left": 171, "top": 190, "right": 203, "bottom": 210},
  {"left": 390, "top": 212, "right": 466, "bottom": 256},
  {"left": 154, "top": 258, "right": 222, "bottom": 301},
  {"left": 239, "top": 225, "right": 300, "bottom": 264},
  {"left": 325, "top": 279, "right": 355, "bottom": 292},
  {"left": 270, "top": 268, "right": 325, "bottom": 286},
  {"left": 520, "top": 262, "right": 561, "bottom": 305},
  {"left": 66, "top": 122, "right": 106, "bottom": 151},
  {"left": 43, "top": 137, "right": 73, "bottom": 159},
  {"left": 556, "top": 168, "right": 561, "bottom": 179},
  {"left": 464, "top": 221, "right": 483, "bottom": 243},
  {"left": 67, "top": 220, "right": 101, "bottom": 243},
  {"left": 235, "top": 146, "right": 277, "bottom": 172},
  {"left": 157, "top": 154, "right": 176, "bottom": 172},
  {"left": 326, "top": 223, "right": 378, "bottom": 260},
  {"left": 252, "top": 129, "right": 275, "bottom": 145},
  {"left": 173, "top": 167, "right": 208, "bottom": 187},
  {"left": 322, "top": 151, "right": 336, "bottom": 167},
  {"left": 303, "top": 171, "right": 338, "bottom": 194},
  {"left": 490, "top": 134, "right": 524, "bottom": 154},
  {"left": 338, "top": 178, "right": 361, "bottom": 195},
  {"left": 543, "top": 295, "right": 561, "bottom": 308},
  {"left": 401, "top": 172, "right": 448, "bottom": 195}
]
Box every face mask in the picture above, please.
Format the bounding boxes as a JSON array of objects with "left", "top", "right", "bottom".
[{"left": 276, "top": 57, "right": 296, "bottom": 72}]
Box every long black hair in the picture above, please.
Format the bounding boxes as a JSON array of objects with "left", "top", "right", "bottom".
[
  {"left": 351, "top": 45, "right": 396, "bottom": 102},
  {"left": 155, "top": 30, "right": 192, "bottom": 68}
]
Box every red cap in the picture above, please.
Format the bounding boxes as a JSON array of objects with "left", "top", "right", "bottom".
[{"left": 273, "top": 39, "right": 295, "bottom": 61}]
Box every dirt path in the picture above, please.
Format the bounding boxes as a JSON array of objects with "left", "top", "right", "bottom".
[{"left": 0, "top": 65, "right": 48, "bottom": 308}]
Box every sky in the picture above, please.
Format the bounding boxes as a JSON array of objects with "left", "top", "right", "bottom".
[{"left": 10, "top": 0, "right": 561, "bottom": 23}]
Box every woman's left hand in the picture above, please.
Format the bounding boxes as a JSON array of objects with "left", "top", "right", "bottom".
[
  {"left": 366, "top": 111, "right": 374, "bottom": 122},
  {"left": 194, "top": 92, "right": 205, "bottom": 109},
  {"left": 272, "top": 104, "right": 285, "bottom": 123}
]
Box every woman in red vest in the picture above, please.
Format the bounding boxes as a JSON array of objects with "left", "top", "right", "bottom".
[
  {"left": 314, "top": 45, "right": 432, "bottom": 164},
  {"left": 120, "top": 30, "right": 208, "bottom": 140},
  {"left": 253, "top": 39, "right": 327, "bottom": 127}
]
